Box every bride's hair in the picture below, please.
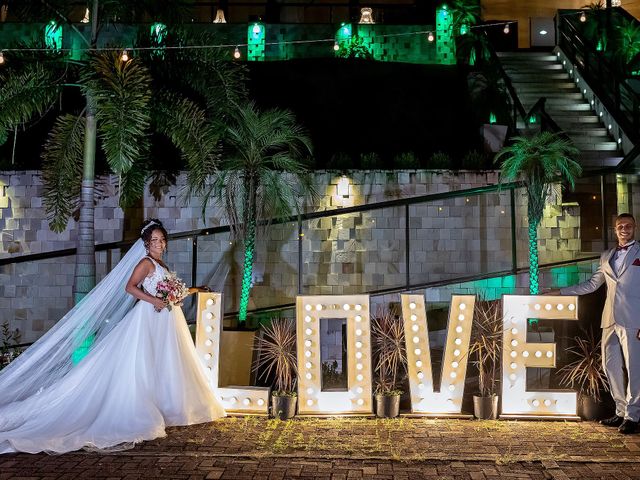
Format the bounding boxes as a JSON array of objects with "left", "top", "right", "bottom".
[{"left": 140, "top": 218, "right": 168, "bottom": 248}]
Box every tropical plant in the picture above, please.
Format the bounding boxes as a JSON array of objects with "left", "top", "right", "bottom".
[
  {"left": 188, "top": 103, "right": 316, "bottom": 324},
  {"left": 0, "top": 321, "right": 22, "bottom": 371},
  {"left": 467, "top": 68, "right": 512, "bottom": 128},
  {"left": 468, "top": 299, "right": 502, "bottom": 397},
  {"left": 371, "top": 307, "right": 407, "bottom": 395},
  {"left": 252, "top": 318, "right": 298, "bottom": 395},
  {"left": 557, "top": 328, "right": 609, "bottom": 401},
  {"left": 449, "top": 0, "right": 481, "bottom": 35},
  {"left": 0, "top": 2, "right": 245, "bottom": 303},
  {"left": 614, "top": 17, "right": 640, "bottom": 74},
  {"left": 336, "top": 36, "right": 373, "bottom": 60},
  {"left": 581, "top": 1, "right": 609, "bottom": 52},
  {"left": 495, "top": 132, "right": 581, "bottom": 294}
]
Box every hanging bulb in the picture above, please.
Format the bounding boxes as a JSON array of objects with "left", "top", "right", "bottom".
[
  {"left": 233, "top": 46, "right": 241, "bottom": 59},
  {"left": 81, "top": 7, "right": 90, "bottom": 23},
  {"left": 120, "top": 49, "right": 129, "bottom": 62},
  {"left": 427, "top": 31, "right": 435, "bottom": 42},
  {"left": 0, "top": 52, "right": 4, "bottom": 65},
  {"left": 213, "top": 8, "right": 226, "bottom": 23},
  {"left": 503, "top": 23, "right": 510, "bottom": 34},
  {"left": 579, "top": 11, "right": 586, "bottom": 22},
  {"left": 333, "top": 42, "right": 339, "bottom": 51}
]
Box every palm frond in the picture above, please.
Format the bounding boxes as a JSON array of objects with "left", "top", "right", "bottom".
[
  {"left": 42, "top": 113, "right": 85, "bottom": 233},
  {"left": 557, "top": 328, "right": 609, "bottom": 400},
  {"left": 0, "top": 61, "right": 61, "bottom": 145},
  {"left": 82, "top": 51, "right": 152, "bottom": 175},
  {"left": 118, "top": 161, "right": 148, "bottom": 208},
  {"left": 468, "top": 299, "right": 503, "bottom": 397}
]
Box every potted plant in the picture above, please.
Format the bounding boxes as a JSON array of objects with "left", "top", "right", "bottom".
[
  {"left": 557, "top": 328, "right": 611, "bottom": 420},
  {"left": 468, "top": 299, "right": 503, "bottom": 419},
  {"left": 253, "top": 318, "right": 298, "bottom": 420},
  {"left": 371, "top": 307, "right": 407, "bottom": 418}
]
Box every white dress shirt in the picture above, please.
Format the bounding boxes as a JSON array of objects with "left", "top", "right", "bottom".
[{"left": 614, "top": 241, "right": 636, "bottom": 275}]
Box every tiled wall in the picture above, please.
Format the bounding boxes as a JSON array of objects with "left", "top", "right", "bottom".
[{"left": 0, "top": 169, "right": 585, "bottom": 342}]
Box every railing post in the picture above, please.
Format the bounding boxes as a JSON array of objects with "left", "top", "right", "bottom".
[
  {"left": 601, "top": 174, "right": 609, "bottom": 251},
  {"left": 510, "top": 187, "right": 518, "bottom": 274},
  {"left": 192, "top": 234, "right": 198, "bottom": 288},
  {"left": 405, "top": 203, "right": 410, "bottom": 289},
  {"left": 298, "top": 215, "right": 303, "bottom": 295}
]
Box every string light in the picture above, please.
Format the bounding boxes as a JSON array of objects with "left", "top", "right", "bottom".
[
  {"left": 120, "top": 49, "right": 129, "bottom": 62},
  {"left": 233, "top": 46, "right": 241, "bottom": 59},
  {"left": 503, "top": 23, "right": 510, "bottom": 34},
  {"left": 580, "top": 11, "right": 586, "bottom": 22},
  {"left": 333, "top": 42, "right": 339, "bottom": 51},
  {"left": 427, "top": 31, "right": 434, "bottom": 42},
  {"left": 0, "top": 52, "right": 4, "bottom": 65}
]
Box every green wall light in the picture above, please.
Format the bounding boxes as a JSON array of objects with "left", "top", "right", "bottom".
[
  {"left": 489, "top": 112, "right": 497, "bottom": 124},
  {"left": 247, "top": 22, "right": 266, "bottom": 61},
  {"left": 45, "top": 20, "right": 62, "bottom": 51}
]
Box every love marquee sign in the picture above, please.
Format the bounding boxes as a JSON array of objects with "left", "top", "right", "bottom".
[{"left": 195, "top": 293, "right": 579, "bottom": 419}]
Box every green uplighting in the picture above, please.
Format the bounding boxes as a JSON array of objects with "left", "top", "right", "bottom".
[
  {"left": 335, "top": 23, "right": 353, "bottom": 57},
  {"left": 436, "top": 5, "right": 455, "bottom": 65},
  {"left": 247, "top": 21, "right": 266, "bottom": 61},
  {"left": 44, "top": 20, "right": 62, "bottom": 51},
  {"left": 596, "top": 39, "right": 603, "bottom": 51},
  {"left": 460, "top": 24, "right": 469, "bottom": 35},
  {"left": 529, "top": 115, "right": 537, "bottom": 124},
  {"left": 489, "top": 112, "right": 497, "bottom": 124},
  {"left": 150, "top": 22, "right": 167, "bottom": 58}
]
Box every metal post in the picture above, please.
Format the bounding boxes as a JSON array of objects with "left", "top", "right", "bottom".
[
  {"left": 191, "top": 235, "right": 198, "bottom": 288},
  {"left": 601, "top": 174, "right": 609, "bottom": 250},
  {"left": 405, "top": 203, "right": 410, "bottom": 289},
  {"left": 298, "top": 216, "right": 303, "bottom": 295},
  {"left": 510, "top": 188, "right": 518, "bottom": 274}
]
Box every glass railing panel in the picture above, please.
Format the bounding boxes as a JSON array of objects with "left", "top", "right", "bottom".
[
  {"left": 301, "top": 206, "right": 406, "bottom": 295},
  {"left": 409, "top": 190, "right": 513, "bottom": 286}
]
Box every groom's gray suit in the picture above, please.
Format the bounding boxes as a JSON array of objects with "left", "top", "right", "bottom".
[{"left": 561, "top": 242, "right": 640, "bottom": 421}]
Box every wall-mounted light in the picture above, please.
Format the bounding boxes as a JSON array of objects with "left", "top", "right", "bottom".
[
  {"left": 213, "top": 8, "right": 226, "bottom": 23},
  {"left": 359, "top": 7, "right": 374, "bottom": 24},
  {"left": 336, "top": 176, "right": 350, "bottom": 197}
]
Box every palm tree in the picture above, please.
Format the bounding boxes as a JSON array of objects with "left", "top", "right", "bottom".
[
  {"left": 0, "top": 1, "right": 244, "bottom": 302},
  {"left": 188, "top": 103, "right": 317, "bottom": 324},
  {"left": 495, "top": 132, "right": 581, "bottom": 294}
]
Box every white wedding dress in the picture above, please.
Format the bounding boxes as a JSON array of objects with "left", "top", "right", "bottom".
[{"left": 0, "top": 255, "right": 224, "bottom": 454}]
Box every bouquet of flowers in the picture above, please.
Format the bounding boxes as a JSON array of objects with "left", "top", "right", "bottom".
[{"left": 155, "top": 272, "right": 190, "bottom": 311}]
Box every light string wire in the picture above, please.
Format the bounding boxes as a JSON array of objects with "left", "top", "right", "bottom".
[{"left": 0, "top": 10, "right": 604, "bottom": 55}]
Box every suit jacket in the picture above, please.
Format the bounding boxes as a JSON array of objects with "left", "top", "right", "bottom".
[{"left": 561, "top": 243, "right": 640, "bottom": 329}]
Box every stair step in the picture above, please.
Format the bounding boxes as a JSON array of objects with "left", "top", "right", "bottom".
[
  {"left": 579, "top": 152, "right": 624, "bottom": 168},
  {"left": 570, "top": 140, "right": 620, "bottom": 151},
  {"left": 545, "top": 103, "right": 592, "bottom": 112},
  {"left": 564, "top": 127, "right": 609, "bottom": 136},
  {"left": 519, "top": 92, "right": 584, "bottom": 100},
  {"left": 498, "top": 53, "right": 558, "bottom": 62},
  {"left": 503, "top": 64, "right": 565, "bottom": 72},
  {"left": 508, "top": 73, "right": 572, "bottom": 81},
  {"left": 514, "top": 83, "right": 578, "bottom": 91}
]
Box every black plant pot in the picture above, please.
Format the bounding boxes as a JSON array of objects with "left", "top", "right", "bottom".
[
  {"left": 473, "top": 395, "right": 499, "bottom": 420},
  {"left": 579, "top": 395, "right": 611, "bottom": 421},
  {"left": 375, "top": 394, "right": 401, "bottom": 418},
  {"left": 272, "top": 395, "right": 297, "bottom": 420}
]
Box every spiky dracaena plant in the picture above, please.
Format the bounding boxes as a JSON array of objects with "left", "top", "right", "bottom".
[
  {"left": 188, "top": 103, "right": 317, "bottom": 324},
  {"left": 253, "top": 318, "right": 298, "bottom": 395},
  {"left": 496, "top": 132, "right": 581, "bottom": 294},
  {"left": 468, "top": 299, "right": 503, "bottom": 397},
  {"left": 371, "top": 307, "right": 407, "bottom": 395},
  {"left": 557, "top": 328, "right": 609, "bottom": 401}
]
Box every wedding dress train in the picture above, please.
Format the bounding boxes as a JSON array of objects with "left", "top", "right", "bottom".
[{"left": 0, "top": 254, "right": 224, "bottom": 454}]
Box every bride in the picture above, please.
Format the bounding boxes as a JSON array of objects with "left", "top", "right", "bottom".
[{"left": 0, "top": 219, "right": 225, "bottom": 454}]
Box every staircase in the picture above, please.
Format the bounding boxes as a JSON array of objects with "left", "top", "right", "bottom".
[{"left": 497, "top": 51, "right": 623, "bottom": 170}]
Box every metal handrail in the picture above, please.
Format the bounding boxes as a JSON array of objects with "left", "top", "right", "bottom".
[
  {"left": 0, "top": 181, "right": 521, "bottom": 267},
  {"left": 557, "top": 9, "right": 640, "bottom": 143}
]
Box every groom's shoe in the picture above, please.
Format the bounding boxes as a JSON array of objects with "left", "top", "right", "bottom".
[
  {"left": 600, "top": 415, "right": 625, "bottom": 427},
  {"left": 618, "top": 420, "right": 639, "bottom": 434}
]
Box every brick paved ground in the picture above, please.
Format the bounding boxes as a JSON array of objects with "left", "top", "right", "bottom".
[{"left": 3, "top": 418, "right": 640, "bottom": 479}]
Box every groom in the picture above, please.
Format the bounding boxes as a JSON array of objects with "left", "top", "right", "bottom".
[{"left": 559, "top": 213, "right": 640, "bottom": 433}]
